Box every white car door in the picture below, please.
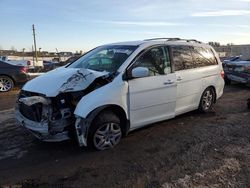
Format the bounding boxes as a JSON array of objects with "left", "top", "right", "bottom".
[
  {"left": 171, "top": 45, "right": 202, "bottom": 115},
  {"left": 127, "top": 46, "right": 177, "bottom": 129}
]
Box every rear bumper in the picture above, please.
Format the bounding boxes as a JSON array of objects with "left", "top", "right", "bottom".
[
  {"left": 14, "top": 73, "right": 30, "bottom": 85},
  {"left": 216, "top": 77, "right": 225, "bottom": 100}
]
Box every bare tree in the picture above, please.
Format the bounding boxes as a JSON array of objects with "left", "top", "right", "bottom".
[
  {"left": 208, "top": 42, "right": 220, "bottom": 47},
  {"left": 11, "top": 46, "right": 17, "bottom": 51}
]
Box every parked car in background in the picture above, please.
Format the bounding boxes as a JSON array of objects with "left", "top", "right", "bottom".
[
  {"left": 42, "top": 60, "right": 57, "bottom": 72},
  {"left": 0, "top": 56, "right": 8, "bottom": 62},
  {"left": 0, "top": 60, "right": 30, "bottom": 92},
  {"left": 15, "top": 38, "right": 224, "bottom": 150},
  {"left": 7, "top": 60, "right": 32, "bottom": 68},
  {"left": 223, "top": 56, "right": 242, "bottom": 64},
  {"left": 59, "top": 55, "right": 81, "bottom": 66},
  {"left": 223, "top": 59, "right": 250, "bottom": 85}
]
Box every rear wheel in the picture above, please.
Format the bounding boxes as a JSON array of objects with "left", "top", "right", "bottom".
[
  {"left": 0, "top": 76, "right": 14, "bottom": 92},
  {"left": 199, "top": 87, "right": 215, "bottom": 112},
  {"left": 88, "top": 111, "right": 122, "bottom": 150}
]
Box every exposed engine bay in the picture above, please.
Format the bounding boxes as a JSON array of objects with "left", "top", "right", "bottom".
[{"left": 15, "top": 71, "right": 114, "bottom": 143}]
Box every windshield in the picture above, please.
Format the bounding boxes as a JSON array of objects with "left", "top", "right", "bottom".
[{"left": 68, "top": 45, "right": 138, "bottom": 72}]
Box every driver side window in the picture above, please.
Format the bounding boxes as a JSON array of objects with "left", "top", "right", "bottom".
[{"left": 135, "top": 46, "right": 171, "bottom": 76}]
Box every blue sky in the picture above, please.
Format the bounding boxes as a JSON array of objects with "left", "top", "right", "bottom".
[{"left": 0, "top": 0, "right": 250, "bottom": 52}]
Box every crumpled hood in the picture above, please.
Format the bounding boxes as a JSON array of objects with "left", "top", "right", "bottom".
[{"left": 23, "top": 67, "right": 108, "bottom": 97}]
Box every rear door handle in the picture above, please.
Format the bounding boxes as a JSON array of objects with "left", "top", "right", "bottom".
[
  {"left": 177, "top": 76, "right": 183, "bottom": 81},
  {"left": 164, "top": 80, "right": 174, "bottom": 85}
]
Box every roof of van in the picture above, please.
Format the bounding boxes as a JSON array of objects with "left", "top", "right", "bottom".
[{"left": 106, "top": 38, "right": 211, "bottom": 48}]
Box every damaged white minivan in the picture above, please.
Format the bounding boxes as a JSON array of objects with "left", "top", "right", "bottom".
[{"left": 15, "top": 38, "right": 225, "bottom": 150}]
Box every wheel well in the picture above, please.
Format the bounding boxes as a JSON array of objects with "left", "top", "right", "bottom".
[
  {"left": 0, "top": 74, "right": 15, "bottom": 84},
  {"left": 88, "top": 105, "right": 129, "bottom": 136},
  {"left": 207, "top": 86, "right": 217, "bottom": 103}
]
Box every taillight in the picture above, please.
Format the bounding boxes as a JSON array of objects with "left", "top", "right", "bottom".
[
  {"left": 20, "top": 67, "right": 27, "bottom": 73},
  {"left": 221, "top": 70, "right": 225, "bottom": 79}
]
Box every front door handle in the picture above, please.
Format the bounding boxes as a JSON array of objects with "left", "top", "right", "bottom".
[
  {"left": 164, "top": 80, "right": 174, "bottom": 85},
  {"left": 177, "top": 76, "right": 183, "bottom": 81}
]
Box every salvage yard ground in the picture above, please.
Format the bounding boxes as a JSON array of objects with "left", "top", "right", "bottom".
[{"left": 0, "top": 85, "right": 249, "bottom": 188}]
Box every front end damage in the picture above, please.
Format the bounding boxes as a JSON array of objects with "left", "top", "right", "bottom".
[
  {"left": 75, "top": 117, "right": 89, "bottom": 146},
  {"left": 15, "top": 93, "right": 73, "bottom": 142},
  {"left": 15, "top": 68, "right": 113, "bottom": 146}
]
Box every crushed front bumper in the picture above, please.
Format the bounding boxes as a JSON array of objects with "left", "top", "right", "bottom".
[
  {"left": 15, "top": 95, "right": 71, "bottom": 142},
  {"left": 15, "top": 109, "right": 70, "bottom": 142}
]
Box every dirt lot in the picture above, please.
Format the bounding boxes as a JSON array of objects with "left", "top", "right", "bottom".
[{"left": 0, "top": 85, "right": 249, "bottom": 188}]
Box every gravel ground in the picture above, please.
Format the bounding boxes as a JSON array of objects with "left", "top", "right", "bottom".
[{"left": 0, "top": 84, "right": 249, "bottom": 188}]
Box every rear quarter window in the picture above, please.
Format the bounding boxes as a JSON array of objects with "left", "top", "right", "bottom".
[{"left": 191, "top": 46, "right": 218, "bottom": 67}]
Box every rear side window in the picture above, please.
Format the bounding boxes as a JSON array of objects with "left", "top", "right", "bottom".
[
  {"left": 171, "top": 46, "right": 194, "bottom": 71},
  {"left": 191, "top": 47, "right": 218, "bottom": 67}
]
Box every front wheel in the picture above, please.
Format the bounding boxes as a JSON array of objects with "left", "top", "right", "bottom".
[
  {"left": 88, "top": 111, "right": 122, "bottom": 150},
  {"left": 198, "top": 87, "right": 215, "bottom": 112}
]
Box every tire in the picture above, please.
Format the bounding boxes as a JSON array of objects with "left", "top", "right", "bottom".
[
  {"left": 198, "top": 87, "right": 215, "bottom": 112},
  {"left": 0, "top": 75, "right": 14, "bottom": 92},
  {"left": 88, "top": 111, "right": 122, "bottom": 150},
  {"left": 224, "top": 77, "right": 231, "bottom": 85}
]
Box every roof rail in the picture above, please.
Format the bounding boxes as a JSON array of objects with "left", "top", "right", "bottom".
[
  {"left": 143, "top": 38, "right": 203, "bottom": 44},
  {"left": 185, "top": 39, "right": 202, "bottom": 44},
  {"left": 144, "top": 38, "right": 181, "bottom": 41}
]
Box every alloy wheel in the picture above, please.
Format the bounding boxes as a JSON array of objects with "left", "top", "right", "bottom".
[
  {"left": 0, "top": 77, "right": 13, "bottom": 92},
  {"left": 93, "top": 123, "right": 122, "bottom": 150},
  {"left": 202, "top": 90, "right": 213, "bottom": 110}
]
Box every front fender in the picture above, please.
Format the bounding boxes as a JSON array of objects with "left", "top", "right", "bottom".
[
  {"left": 74, "top": 105, "right": 113, "bottom": 147},
  {"left": 74, "top": 77, "right": 129, "bottom": 119}
]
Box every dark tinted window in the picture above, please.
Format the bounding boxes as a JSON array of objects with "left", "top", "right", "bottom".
[
  {"left": 192, "top": 47, "right": 218, "bottom": 67},
  {"left": 135, "top": 46, "right": 171, "bottom": 76},
  {"left": 172, "top": 46, "right": 194, "bottom": 71}
]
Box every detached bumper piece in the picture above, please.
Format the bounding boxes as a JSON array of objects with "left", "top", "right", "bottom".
[
  {"left": 15, "top": 95, "right": 71, "bottom": 142},
  {"left": 75, "top": 117, "right": 89, "bottom": 147}
]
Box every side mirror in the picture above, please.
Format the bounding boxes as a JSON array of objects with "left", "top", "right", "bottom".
[{"left": 131, "top": 67, "right": 149, "bottom": 78}]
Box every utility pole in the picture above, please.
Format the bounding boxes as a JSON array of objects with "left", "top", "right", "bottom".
[
  {"left": 32, "top": 24, "right": 38, "bottom": 66},
  {"left": 22, "top": 48, "right": 25, "bottom": 60},
  {"left": 32, "top": 45, "right": 35, "bottom": 66}
]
